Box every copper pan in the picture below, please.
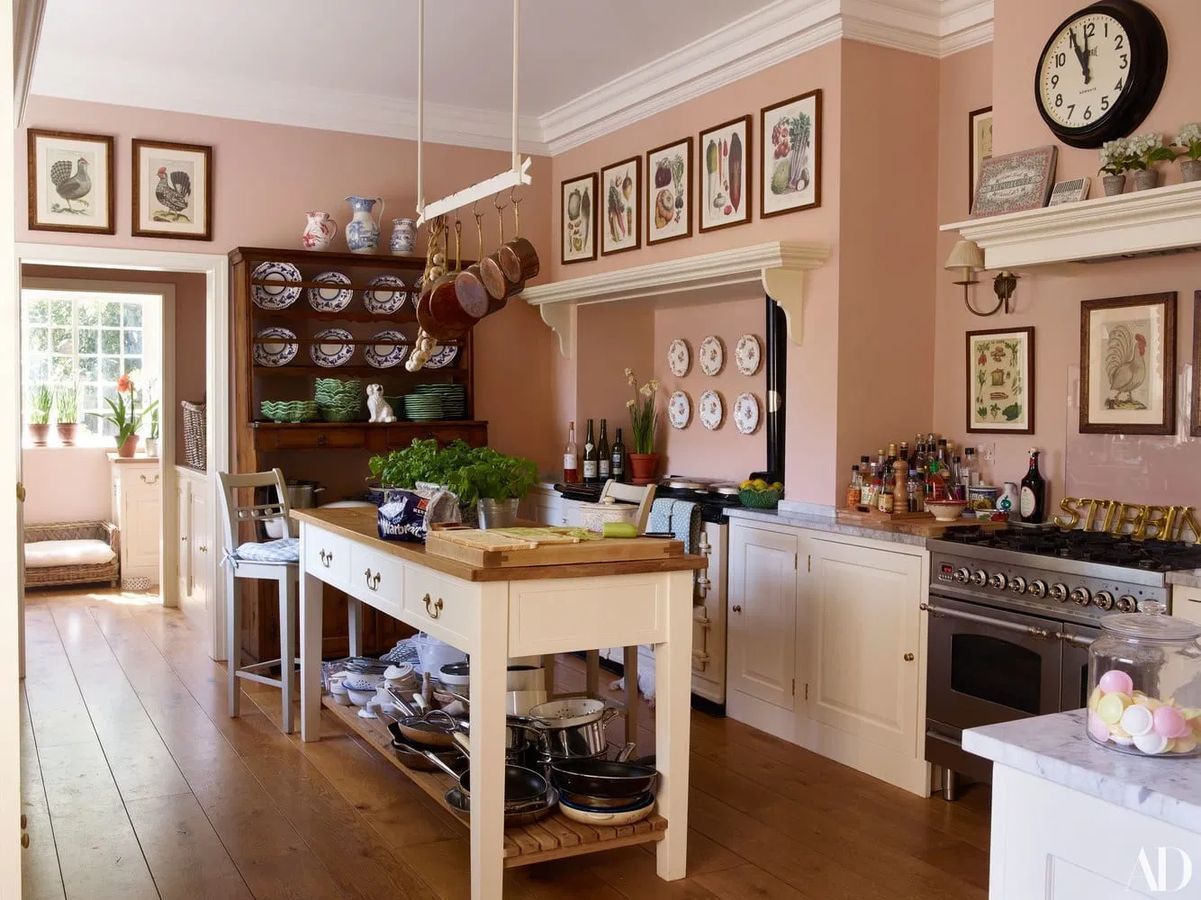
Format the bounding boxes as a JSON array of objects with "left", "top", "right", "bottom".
[
  {"left": 421, "top": 220, "right": 474, "bottom": 341},
  {"left": 497, "top": 190, "right": 540, "bottom": 286},
  {"left": 479, "top": 194, "right": 521, "bottom": 310},
  {"left": 453, "top": 206, "right": 491, "bottom": 321}
]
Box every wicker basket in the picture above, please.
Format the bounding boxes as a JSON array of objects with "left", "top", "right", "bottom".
[
  {"left": 24, "top": 521, "right": 119, "bottom": 588},
  {"left": 181, "top": 401, "right": 206, "bottom": 470}
]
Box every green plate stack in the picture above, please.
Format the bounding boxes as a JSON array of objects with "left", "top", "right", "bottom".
[
  {"left": 260, "top": 400, "right": 320, "bottom": 423},
  {"left": 414, "top": 383, "right": 466, "bottom": 419},
  {"left": 403, "top": 393, "right": 444, "bottom": 422},
  {"left": 314, "top": 377, "right": 364, "bottom": 422}
]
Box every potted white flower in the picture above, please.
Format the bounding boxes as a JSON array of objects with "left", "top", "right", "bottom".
[
  {"left": 1126, "top": 132, "right": 1177, "bottom": 191},
  {"left": 1098, "top": 139, "right": 1135, "bottom": 196},
  {"left": 1174, "top": 123, "right": 1201, "bottom": 183}
]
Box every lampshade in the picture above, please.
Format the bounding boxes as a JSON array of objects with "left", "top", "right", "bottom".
[{"left": 944, "top": 239, "right": 985, "bottom": 272}]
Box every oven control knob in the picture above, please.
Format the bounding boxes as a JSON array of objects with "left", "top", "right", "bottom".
[
  {"left": 989, "top": 573, "right": 1008, "bottom": 590},
  {"left": 1117, "top": 595, "right": 1139, "bottom": 613},
  {"left": 1028, "top": 579, "right": 1048, "bottom": 598},
  {"left": 1049, "top": 583, "right": 1068, "bottom": 602},
  {"left": 1093, "top": 591, "right": 1115, "bottom": 611},
  {"left": 1070, "top": 587, "right": 1092, "bottom": 607},
  {"left": 1009, "top": 576, "right": 1027, "bottom": 594},
  {"left": 953, "top": 567, "right": 970, "bottom": 584},
  {"left": 970, "top": 570, "right": 988, "bottom": 586}
]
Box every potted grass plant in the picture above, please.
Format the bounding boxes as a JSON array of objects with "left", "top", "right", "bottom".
[
  {"left": 55, "top": 385, "right": 79, "bottom": 446},
  {"left": 624, "top": 368, "right": 661, "bottom": 485},
  {"left": 145, "top": 408, "right": 160, "bottom": 457},
  {"left": 27, "top": 384, "right": 52, "bottom": 446},
  {"left": 94, "top": 373, "right": 158, "bottom": 458}
]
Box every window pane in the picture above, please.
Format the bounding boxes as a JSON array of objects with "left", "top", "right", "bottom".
[
  {"left": 101, "top": 330, "right": 120, "bottom": 354},
  {"left": 78, "top": 356, "right": 97, "bottom": 379},
  {"left": 77, "top": 300, "right": 99, "bottom": 327},
  {"left": 123, "top": 303, "right": 143, "bottom": 327},
  {"left": 28, "top": 358, "right": 47, "bottom": 382},
  {"left": 101, "top": 303, "right": 121, "bottom": 327},
  {"left": 50, "top": 300, "right": 72, "bottom": 326},
  {"left": 50, "top": 357, "right": 73, "bottom": 382},
  {"left": 124, "top": 357, "right": 142, "bottom": 375},
  {"left": 27, "top": 327, "right": 48, "bottom": 353},
  {"left": 79, "top": 385, "right": 97, "bottom": 411},
  {"left": 101, "top": 357, "right": 120, "bottom": 381},
  {"left": 123, "top": 330, "right": 143, "bottom": 355},
  {"left": 51, "top": 329, "right": 72, "bottom": 354},
  {"left": 25, "top": 298, "right": 48, "bottom": 323},
  {"left": 78, "top": 330, "right": 97, "bottom": 354}
]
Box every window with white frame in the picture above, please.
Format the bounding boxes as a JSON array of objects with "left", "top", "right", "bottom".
[{"left": 21, "top": 289, "right": 162, "bottom": 443}]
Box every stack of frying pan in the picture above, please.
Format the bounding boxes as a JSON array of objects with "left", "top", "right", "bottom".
[{"left": 550, "top": 756, "right": 659, "bottom": 826}]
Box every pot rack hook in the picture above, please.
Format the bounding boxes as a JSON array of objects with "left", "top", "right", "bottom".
[{"left": 510, "top": 186, "right": 522, "bottom": 233}]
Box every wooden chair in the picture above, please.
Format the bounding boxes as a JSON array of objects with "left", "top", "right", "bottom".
[
  {"left": 217, "top": 468, "right": 299, "bottom": 734},
  {"left": 598, "top": 479, "right": 656, "bottom": 534}
]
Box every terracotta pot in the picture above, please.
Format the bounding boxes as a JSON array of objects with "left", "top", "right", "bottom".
[
  {"left": 56, "top": 423, "right": 78, "bottom": 446},
  {"left": 27, "top": 423, "right": 49, "bottom": 447},
  {"left": 1132, "top": 169, "right": 1159, "bottom": 191},
  {"left": 1102, "top": 174, "right": 1127, "bottom": 197},
  {"left": 627, "top": 453, "right": 660, "bottom": 486},
  {"left": 1182, "top": 159, "right": 1201, "bottom": 183},
  {"left": 117, "top": 434, "right": 139, "bottom": 458}
]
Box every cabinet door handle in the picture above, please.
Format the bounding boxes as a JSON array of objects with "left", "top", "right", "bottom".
[
  {"left": 139, "top": 473, "right": 160, "bottom": 485},
  {"left": 903, "top": 652, "right": 915, "bottom": 662},
  {"left": 364, "top": 568, "right": 381, "bottom": 591},
  {"left": 319, "top": 549, "right": 332, "bottom": 567},
  {"left": 732, "top": 604, "right": 743, "bottom": 614},
  {"left": 199, "top": 546, "right": 208, "bottom": 554},
  {"left": 422, "top": 593, "right": 444, "bottom": 619}
]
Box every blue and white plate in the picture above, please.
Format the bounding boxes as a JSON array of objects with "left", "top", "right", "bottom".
[
  {"left": 251, "top": 262, "right": 302, "bottom": 310},
  {"left": 310, "top": 328, "right": 355, "bottom": 367},
  {"left": 364, "top": 275, "right": 407, "bottom": 314},
  {"left": 307, "top": 271, "right": 352, "bottom": 312},
  {"left": 364, "top": 330, "right": 408, "bottom": 369},
  {"left": 253, "top": 327, "right": 298, "bottom": 367},
  {"left": 423, "top": 344, "right": 459, "bottom": 369}
]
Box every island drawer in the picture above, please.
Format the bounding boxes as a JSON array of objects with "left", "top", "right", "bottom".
[
  {"left": 304, "top": 528, "right": 350, "bottom": 590},
  {"left": 348, "top": 542, "right": 405, "bottom": 617},
  {"left": 404, "top": 567, "right": 475, "bottom": 647},
  {"left": 507, "top": 576, "right": 666, "bottom": 656}
]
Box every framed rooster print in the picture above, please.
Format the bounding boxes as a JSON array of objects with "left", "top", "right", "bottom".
[
  {"left": 27, "top": 129, "right": 114, "bottom": 235},
  {"left": 132, "top": 139, "right": 212, "bottom": 240},
  {"left": 1080, "top": 292, "right": 1176, "bottom": 435},
  {"left": 966, "top": 326, "right": 1034, "bottom": 434}
]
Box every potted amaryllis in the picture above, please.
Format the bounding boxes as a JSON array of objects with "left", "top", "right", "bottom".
[
  {"left": 624, "top": 368, "right": 661, "bottom": 485},
  {"left": 1174, "top": 123, "right": 1201, "bottom": 183},
  {"left": 94, "top": 373, "right": 158, "bottom": 458}
]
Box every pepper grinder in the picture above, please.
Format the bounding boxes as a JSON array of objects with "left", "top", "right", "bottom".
[{"left": 893, "top": 460, "right": 909, "bottom": 515}]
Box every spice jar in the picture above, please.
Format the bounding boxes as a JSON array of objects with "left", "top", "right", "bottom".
[{"left": 1086, "top": 601, "right": 1201, "bottom": 757}]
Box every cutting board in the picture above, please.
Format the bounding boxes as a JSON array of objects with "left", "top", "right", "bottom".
[
  {"left": 425, "top": 526, "right": 686, "bottom": 568},
  {"left": 836, "top": 509, "right": 1009, "bottom": 538}
]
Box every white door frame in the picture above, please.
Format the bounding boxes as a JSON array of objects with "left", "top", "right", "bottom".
[{"left": 16, "top": 243, "right": 230, "bottom": 662}]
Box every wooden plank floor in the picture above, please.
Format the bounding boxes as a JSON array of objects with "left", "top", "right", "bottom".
[{"left": 20, "top": 588, "right": 991, "bottom": 899}]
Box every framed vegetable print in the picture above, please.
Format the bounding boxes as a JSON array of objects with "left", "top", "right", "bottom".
[
  {"left": 968, "top": 106, "right": 992, "bottom": 212},
  {"left": 761, "top": 89, "right": 821, "bottom": 218},
  {"left": 600, "top": 156, "right": 640, "bottom": 255},
  {"left": 561, "top": 172, "right": 597, "bottom": 264},
  {"left": 132, "top": 139, "right": 213, "bottom": 240},
  {"left": 27, "top": 128, "right": 114, "bottom": 234},
  {"left": 646, "top": 137, "right": 692, "bottom": 245},
  {"left": 698, "top": 115, "right": 751, "bottom": 232},
  {"left": 1080, "top": 292, "right": 1176, "bottom": 435},
  {"left": 967, "top": 326, "right": 1035, "bottom": 433}
]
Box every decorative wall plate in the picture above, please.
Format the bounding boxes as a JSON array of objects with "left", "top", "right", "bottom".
[
  {"left": 667, "top": 390, "right": 691, "bottom": 429},
  {"left": 735, "top": 334, "right": 761, "bottom": 376},
  {"left": 308, "top": 270, "right": 353, "bottom": 312},
  {"left": 698, "top": 390, "right": 723, "bottom": 430},
  {"left": 699, "top": 336, "right": 725, "bottom": 376},
  {"left": 733, "top": 392, "right": 761, "bottom": 435},
  {"left": 667, "top": 339, "right": 691, "bottom": 377},
  {"left": 251, "top": 262, "right": 301, "bottom": 310},
  {"left": 310, "top": 328, "right": 355, "bottom": 367},
  {"left": 424, "top": 344, "right": 459, "bottom": 369},
  {"left": 364, "top": 274, "right": 408, "bottom": 314},
  {"left": 364, "top": 330, "right": 408, "bottom": 368},
  {"left": 253, "top": 327, "right": 297, "bottom": 367}
]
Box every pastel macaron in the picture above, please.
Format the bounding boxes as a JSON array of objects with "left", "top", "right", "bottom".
[
  {"left": 1153, "top": 705, "right": 1188, "bottom": 740},
  {"left": 1098, "top": 669, "right": 1134, "bottom": 696},
  {"left": 1087, "top": 712, "right": 1111, "bottom": 743},
  {"left": 1134, "top": 731, "right": 1170, "bottom": 755},
  {"left": 1120, "top": 704, "right": 1154, "bottom": 738},
  {"left": 1097, "top": 692, "right": 1131, "bottom": 725}
]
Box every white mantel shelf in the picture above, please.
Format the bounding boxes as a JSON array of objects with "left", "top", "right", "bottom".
[
  {"left": 941, "top": 180, "right": 1201, "bottom": 271},
  {"left": 521, "top": 241, "right": 830, "bottom": 359}
]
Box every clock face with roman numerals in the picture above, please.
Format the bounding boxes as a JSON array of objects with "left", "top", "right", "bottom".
[{"left": 1034, "top": 1, "right": 1167, "bottom": 149}]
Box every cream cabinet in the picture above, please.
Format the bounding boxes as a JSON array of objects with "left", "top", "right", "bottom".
[
  {"left": 175, "top": 467, "right": 213, "bottom": 606},
  {"left": 727, "top": 524, "right": 798, "bottom": 711},
  {"left": 1171, "top": 584, "right": 1201, "bottom": 626},
  {"left": 109, "top": 457, "right": 162, "bottom": 590}
]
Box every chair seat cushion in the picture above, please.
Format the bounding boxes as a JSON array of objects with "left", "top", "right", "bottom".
[
  {"left": 235, "top": 538, "right": 300, "bottom": 563},
  {"left": 24, "top": 538, "right": 116, "bottom": 569}
]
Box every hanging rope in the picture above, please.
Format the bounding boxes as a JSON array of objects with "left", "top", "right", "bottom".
[
  {"left": 416, "top": 0, "right": 425, "bottom": 217},
  {"left": 512, "top": 0, "right": 520, "bottom": 174}
]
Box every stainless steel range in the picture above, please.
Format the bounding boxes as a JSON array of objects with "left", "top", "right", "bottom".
[{"left": 925, "top": 527, "right": 1201, "bottom": 799}]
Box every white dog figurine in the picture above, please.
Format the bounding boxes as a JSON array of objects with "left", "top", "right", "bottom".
[{"left": 366, "top": 384, "right": 397, "bottom": 423}]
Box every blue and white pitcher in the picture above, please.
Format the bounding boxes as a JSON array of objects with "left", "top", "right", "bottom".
[{"left": 344, "top": 195, "right": 384, "bottom": 253}]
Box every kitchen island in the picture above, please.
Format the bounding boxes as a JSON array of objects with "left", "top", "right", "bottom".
[
  {"left": 965, "top": 710, "right": 1201, "bottom": 899},
  {"left": 292, "top": 507, "right": 705, "bottom": 900}
]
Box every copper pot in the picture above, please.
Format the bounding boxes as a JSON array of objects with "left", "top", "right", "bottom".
[
  {"left": 453, "top": 210, "right": 493, "bottom": 320},
  {"left": 419, "top": 222, "right": 475, "bottom": 341},
  {"left": 498, "top": 198, "right": 539, "bottom": 284}
]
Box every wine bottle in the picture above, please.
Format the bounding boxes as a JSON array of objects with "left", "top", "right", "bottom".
[
  {"left": 583, "top": 419, "right": 599, "bottom": 484},
  {"left": 1020, "top": 448, "right": 1046, "bottom": 524},
  {"left": 563, "top": 421, "right": 579, "bottom": 482},
  {"left": 597, "top": 419, "right": 611, "bottom": 480},
  {"left": 611, "top": 428, "right": 626, "bottom": 482}
]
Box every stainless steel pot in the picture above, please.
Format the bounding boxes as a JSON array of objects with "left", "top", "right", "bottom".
[
  {"left": 286, "top": 480, "right": 325, "bottom": 509},
  {"left": 534, "top": 717, "right": 611, "bottom": 760}
]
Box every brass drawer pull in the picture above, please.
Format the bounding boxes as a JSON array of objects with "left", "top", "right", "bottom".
[
  {"left": 423, "top": 593, "right": 444, "bottom": 619},
  {"left": 319, "top": 549, "right": 332, "bottom": 567},
  {"left": 903, "top": 652, "right": 915, "bottom": 662},
  {"left": 364, "top": 568, "right": 381, "bottom": 590},
  {"left": 139, "top": 473, "right": 160, "bottom": 486}
]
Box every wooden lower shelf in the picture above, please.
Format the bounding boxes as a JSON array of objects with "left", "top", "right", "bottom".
[
  {"left": 321, "top": 696, "right": 667, "bottom": 868},
  {"left": 251, "top": 420, "right": 488, "bottom": 451}
]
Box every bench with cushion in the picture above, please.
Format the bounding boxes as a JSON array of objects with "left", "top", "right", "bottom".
[{"left": 24, "top": 521, "right": 119, "bottom": 589}]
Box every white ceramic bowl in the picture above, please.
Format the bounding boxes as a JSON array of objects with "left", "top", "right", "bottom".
[
  {"left": 927, "top": 500, "right": 968, "bottom": 522},
  {"left": 345, "top": 686, "right": 375, "bottom": 706}
]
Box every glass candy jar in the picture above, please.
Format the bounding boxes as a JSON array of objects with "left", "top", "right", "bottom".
[{"left": 1087, "top": 601, "right": 1201, "bottom": 757}]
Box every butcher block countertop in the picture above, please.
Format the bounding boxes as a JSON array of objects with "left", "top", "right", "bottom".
[{"left": 290, "top": 507, "right": 707, "bottom": 582}]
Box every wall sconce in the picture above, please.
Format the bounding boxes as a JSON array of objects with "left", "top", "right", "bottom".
[{"left": 944, "top": 238, "right": 1019, "bottom": 316}]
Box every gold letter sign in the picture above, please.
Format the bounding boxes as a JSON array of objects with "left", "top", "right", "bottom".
[{"left": 1055, "top": 498, "right": 1201, "bottom": 543}]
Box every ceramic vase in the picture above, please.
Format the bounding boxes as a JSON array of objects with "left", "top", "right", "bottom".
[
  {"left": 117, "top": 434, "right": 139, "bottom": 458},
  {"left": 1182, "top": 159, "right": 1201, "bottom": 183},
  {"left": 27, "top": 423, "right": 48, "bottom": 447},
  {"left": 1102, "top": 174, "right": 1127, "bottom": 197},
  {"left": 998, "top": 481, "right": 1020, "bottom": 520},
  {"left": 302, "top": 211, "right": 338, "bottom": 250},
  {"left": 628, "top": 453, "right": 660, "bottom": 486},
  {"left": 390, "top": 218, "right": 417, "bottom": 255},
  {"left": 1132, "top": 169, "right": 1159, "bottom": 191},
  {"left": 55, "top": 423, "right": 77, "bottom": 446},
  {"left": 345, "top": 196, "right": 384, "bottom": 253}
]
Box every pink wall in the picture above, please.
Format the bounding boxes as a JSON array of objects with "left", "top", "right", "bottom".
[{"left": 21, "top": 447, "right": 111, "bottom": 525}]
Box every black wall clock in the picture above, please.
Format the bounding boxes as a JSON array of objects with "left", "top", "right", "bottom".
[{"left": 1034, "top": 0, "right": 1167, "bottom": 149}]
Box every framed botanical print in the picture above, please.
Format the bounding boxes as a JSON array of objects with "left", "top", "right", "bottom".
[
  {"left": 967, "top": 327, "right": 1035, "bottom": 433},
  {"left": 760, "top": 89, "right": 821, "bottom": 218},
  {"left": 1080, "top": 292, "right": 1176, "bottom": 435},
  {"left": 968, "top": 106, "right": 993, "bottom": 212},
  {"left": 646, "top": 137, "right": 692, "bottom": 245},
  {"left": 600, "top": 156, "right": 641, "bottom": 256},
  {"left": 698, "top": 115, "right": 751, "bottom": 232},
  {"left": 27, "top": 129, "right": 114, "bottom": 234},
  {"left": 1192, "top": 292, "right": 1201, "bottom": 438},
  {"left": 132, "top": 139, "right": 213, "bottom": 240},
  {"left": 561, "top": 172, "right": 597, "bottom": 264}
]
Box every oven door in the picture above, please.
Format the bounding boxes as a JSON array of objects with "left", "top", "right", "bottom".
[{"left": 1059, "top": 621, "right": 1099, "bottom": 711}]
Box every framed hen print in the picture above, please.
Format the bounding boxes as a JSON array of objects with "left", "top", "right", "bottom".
[
  {"left": 132, "top": 139, "right": 212, "bottom": 240},
  {"left": 967, "top": 326, "right": 1034, "bottom": 434},
  {"left": 27, "top": 129, "right": 114, "bottom": 234},
  {"left": 1080, "top": 292, "right": 1176, "bottom": 435}
]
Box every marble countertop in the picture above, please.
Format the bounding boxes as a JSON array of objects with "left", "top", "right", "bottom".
[
  {"left": 724, "top": 506, "right": 929, "bottom": 547},
  {"left": 964, "top": 709, "right": 1201, "bottom": 832},
  {"left": 1168, "top": 570, "right": 1201, "bottom": 589}
]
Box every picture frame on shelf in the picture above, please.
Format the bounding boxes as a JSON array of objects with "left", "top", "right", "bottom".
[
  {"left": 132, "top": 139, "right": 213, "bottom": 240},
  {"left": 760, "top": 89, "right": 822, "bottom": 218},
  {"left": 599, "top": 155, "right": 641, "bottom": 256},
  {"left": 966, "top": 326, "right": 1035, "bottom": 434},
  {"left": 561, "top": 172, "right": 598, "bottom": 264},
  {"left": 1048, "top": 177, "right": 1091, "bottom": 206},
  {"left": 1192, "top": 292, "right": 1201, "bottom": 438},
  {"left": 1080, "top": 292, "right": 1176, "bottom": 435},
  {"left": 645, "top": 137, "right": 692, "bottom": 246},
  {"left": 698, "top": 114, "right": 752, "bottom": 232},
  {"left": 971, "top": 145, "right": 1057, "bottom": 218},
  {"left": 27, "top": 128, "right": 115, "bottom": 235},
  {"left": 968, "top": 106, "right": 992, "bottom": 212}
]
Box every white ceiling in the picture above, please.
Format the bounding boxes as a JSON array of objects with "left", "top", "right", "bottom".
[{"left": 30, "top": 0, "right": 993, "bottom": 155}]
